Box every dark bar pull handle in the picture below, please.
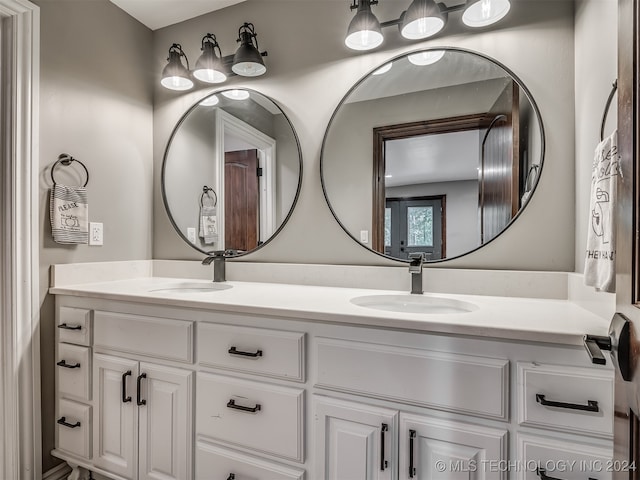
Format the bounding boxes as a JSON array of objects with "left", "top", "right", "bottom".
[
  {"left": 536, "top": 394, "right": 599, "bottom": 412},
  {"left": 227, "top": 475, "right": 235, "bottom": 480},
  {"left": 57, "top": 417, "right": 81, "bottom": 429},
  {"left": 56, "top": 360, "right": 80, "bottom": 369},
  {"left": 122, "top": 370, "right": 132, "bottom": 403},
  {"left": 137, "top": 373, "right": 147, "bottom": 406},
  {"left": 409, "top": 429, "right": 417, "bottom": 478},
  {"left": 58, "top": 323, "right": 82, "bottom": 331},
  {"left": 583, "top": 334, "right": 612, "bottom": 365},
  {"left": 380, "top": 423, "right": 388, "bottom": 471},
  {"left": 537, "top": 467, "right": 598, "bottom": 480},
  {"left": 228, "top": 347, "right": 263, "bottom": 358},
  {"left": 226, "top": 399, "right": 261, "bottom": 413}
]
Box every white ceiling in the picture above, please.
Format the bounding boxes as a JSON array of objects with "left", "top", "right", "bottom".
[
  {"left": 385, "top": 130, "right": 480, "bottom": 187},
  {"left": 109, "top": 0, "right": 247, "bottom": 30}
]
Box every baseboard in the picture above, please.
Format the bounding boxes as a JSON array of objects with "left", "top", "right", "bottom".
[{"left": 43, "top": 463, "right": 72, "bottom": 480}]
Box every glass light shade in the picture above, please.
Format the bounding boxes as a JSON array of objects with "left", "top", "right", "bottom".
[
  {"left": 462, "top": 0, "right": 510, "bottom": 27},
  {"left": 408, "top": 50, "right": 445, "bottom": 66},
  {"left": 161, "top": 50, "right": 193, "bottom": 91},
  {"left": 222, "top": 89, "right": 250, "bottom": 101},
  {"left": 199, "top": 95, "right": 220, "bottom": 106},
  {"left": 193, "top": 44, "right": 227, "bottom": 84},
  {"left": 400, "top": 0, "right": 446, "bottom": 39},
  {"left": 345, "top": 4, "right": 383, "bottom": 51},
  {"left": 373, "top": 62, "right": 393, "bottom": 75}
]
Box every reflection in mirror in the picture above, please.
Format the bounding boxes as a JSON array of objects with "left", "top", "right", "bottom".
[
  {"left": 162, "top": 89, "right": 302, "bottom": 256},
  {"left": 321, "top": 48, "right": 544, "bottom": 262}
]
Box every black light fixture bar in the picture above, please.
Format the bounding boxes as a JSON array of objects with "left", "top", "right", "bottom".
[{"left": 378, "top": 1, "right": 466, "bottom": 29}]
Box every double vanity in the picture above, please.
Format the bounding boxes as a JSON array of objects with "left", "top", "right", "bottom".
[{"left": 50, "top": 262, "right": 614, "bottom": 480}]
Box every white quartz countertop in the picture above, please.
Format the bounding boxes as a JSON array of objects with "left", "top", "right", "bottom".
[{"left": 49, "top": 276, "right": 610, "bottom": 346}]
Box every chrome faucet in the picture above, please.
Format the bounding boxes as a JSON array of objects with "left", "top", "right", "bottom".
[
  {"left": 202, "top": 250, "right": 226, "bottom": 282},
  {"left": 408, "top": 253, "right": 425, "bottom": 295}
]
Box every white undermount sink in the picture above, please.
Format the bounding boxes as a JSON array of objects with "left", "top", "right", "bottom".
[
  {"left": 350, "top": 294, "right": 477, "bottom": 314},
  {"left": 148, "top": 282, "right": 233, "bottom": 294}
]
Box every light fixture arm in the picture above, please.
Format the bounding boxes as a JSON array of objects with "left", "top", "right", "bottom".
[
  {"left": 350, "top": 0, "right": 378, "bottom": 11},
  {"left": 167, "top": 43, "right": 189, "bottom": 70},
  {"left": 201, "top": 33, "right": 223, "bottom": 59}
]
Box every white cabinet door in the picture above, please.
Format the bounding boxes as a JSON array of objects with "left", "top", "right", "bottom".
[
  {"left": 93, "top": 353, "right": 139, "bottom": 479},
  {"left": 399, "top": 413, "right": 507, "bottom": 480},
  {"left": 315, "top": 396, "right": 398, "bottom": 480},
  {"left": 138, "top": 363, "right": 193, "bottom": 480}
]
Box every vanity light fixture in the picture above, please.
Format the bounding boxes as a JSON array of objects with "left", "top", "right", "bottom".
[
  {"left": 161, "top": 23, "right": 268, "bottom": 91},
  {"left": 344, "top": 0, "right": 510, "bottom": 51},
  {"left": 193, "top": 34, "right": 227, "bottom": 84},
  {"left": 161, "top": 44, "right": 194, "bottom": 91}
]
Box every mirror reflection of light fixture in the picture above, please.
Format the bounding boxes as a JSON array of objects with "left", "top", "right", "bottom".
[
  {"left": 462, "top": 0, "right": 511, "bottom": 27},
  {"left": 199, "top": 95, "right": 220, "bottom": 106},
  {"left": 161, "top": 23, "right": 268, "bottom": 91},
  {"left": 161, "top": 44, "right": 194, "bottom": 91},
  {"left": 222, "top": 89, "right": 251, "bottom": 101},
  {"left": 232, "top": 23, "right": 268, "bottom": 77},
  {"left": 345, "top": 0, "right": 510, "bottom": 51},
  {"left": 193, "top": 34, "right": 227, "bottom": 84},
  {"left": 373, "top": 62, "right": 393, "bottom": 75},
  {"left": 345, "top": 0, "right": 384, "bottom": 51},
  {"left": 408, "top": 49, "right": 445, "bottom": 65}
]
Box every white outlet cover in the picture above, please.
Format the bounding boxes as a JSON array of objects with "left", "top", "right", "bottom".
[
  {"left": 360, "top": 230, "right": 369, "bottom": 244},
  {"left": 187, "top": 228, "right": 197, "bottom": 244},
  {"left": 89, "top": 222, "right": 103, "bottom": 246}
]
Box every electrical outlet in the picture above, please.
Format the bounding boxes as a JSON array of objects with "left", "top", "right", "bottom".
[
  {"left": 187, "top": 228, "right": 197, "bottom": 244},
  {"left": 360, "top": 230, "right": 369, "bottom": 244},
  {"left": 89, "top": 222, "right": 103, "bottom": 246}
]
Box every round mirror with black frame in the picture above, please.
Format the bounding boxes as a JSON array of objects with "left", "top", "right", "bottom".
[
  {"left": 162, "top": 88, "right": 303, "bottom": 257},
  {"left": 321, "top": 47, "right": 545, "bottom": 263}
]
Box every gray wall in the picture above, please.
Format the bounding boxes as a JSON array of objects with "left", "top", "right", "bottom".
[
  {"left": 153, "top": 0, "right": 576, "bottom": 271},
  {"left": 34, "top": 0, "right": 153, "bottom": 471},
  {"left": 387, "top": 180, "right": 480, "bottom": 258},
  {"left": 574, "top": 0, "right": 618, "bottom": 273}
]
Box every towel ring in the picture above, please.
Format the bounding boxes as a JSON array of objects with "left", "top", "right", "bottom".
[
  {"left": 600, "top": 80, "right": 618, "bottom": 141},
  {"left": 200, "top": 186, "right": 217, "bottom": 207},
  {"left": 51, "top": 153, "right": 89, "bottom": 187}
]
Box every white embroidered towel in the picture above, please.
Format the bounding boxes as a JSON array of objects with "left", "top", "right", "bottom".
[
  {"left": 199, "top": 205, "right": 218, "bottom": 245},
  {"left": 584, "top": 130, "right": 621, "bottom": 292},
  {"left": 50, "top": 184, "right": 89, "bottom": 244}
]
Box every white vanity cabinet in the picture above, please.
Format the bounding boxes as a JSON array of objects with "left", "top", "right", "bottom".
[{"left": 52, "top": 293, "right": 614, "bottom": 480}]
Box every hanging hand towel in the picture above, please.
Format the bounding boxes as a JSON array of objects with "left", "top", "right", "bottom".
[
  {"left": 50, "top": 184, "right": 89, "bottom": 244},
  {"left": 584, "top": 130, "right": 621, "bottom": 292},
  {"left": 199, "top": 205, "right": 218, "bottom": 245}
]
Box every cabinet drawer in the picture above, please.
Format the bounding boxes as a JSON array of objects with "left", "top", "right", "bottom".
[
  {"left": 196, "top": 441, "right": 305, "bottom": 480},
  {"left": 516, "top": 433, "right": 613, "bottom": 480},
  {"left": 94, "top": 310, "right": 194, "bottom": 363},
  {"left": 198, "top": 323, "right": 305, "bottom": 381},
  {"left": 57, "top": 307, "right": 92, "bottom": 346},
  {"left": 196, "top": 372, "right": 304, "bottom": 462},
  {"left": 56, "top": 399, "right": 92, "bottom": 460},
  {"left": 316, "top": 337, "right": 509, "bottom": 420},
  {"left": 57, "top": 343, "right": 91, "bottom": 401},
  {"left": 517, "top": 363, "right": 614, "bottom": 437}
]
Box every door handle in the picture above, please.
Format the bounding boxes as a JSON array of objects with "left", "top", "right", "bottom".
[
  {"left": 537, "top": 467, "right": 597, "bottom": 480},
  {"left": 57, "top": 417, "right": 81, "bottom": 429},
  {"left": 409, "top": 429, "right": 416, "bottom": 478},
  {"left": 56, "top": 360, "right": 80, "bottom": 369},
  {"left": 228, "top": 347, "right": 263, "bottom": 358},
  {"left": 136, "top": 373, "right": 147, "bottom": 406},
  {"left": 122, "top": 370, "right": 132, "bottom": 403},
  {"left": 226, "top": 399, "right": 261, "bottom": 413},
  {"left": 380, "top": 423, "right": 388, "bottom": 471},
  {"left": 57, "top": 323, "right": 82, "bottom": 331},
  {"left": 535, "top": 394, "right": 599, "bottom": 412}
]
